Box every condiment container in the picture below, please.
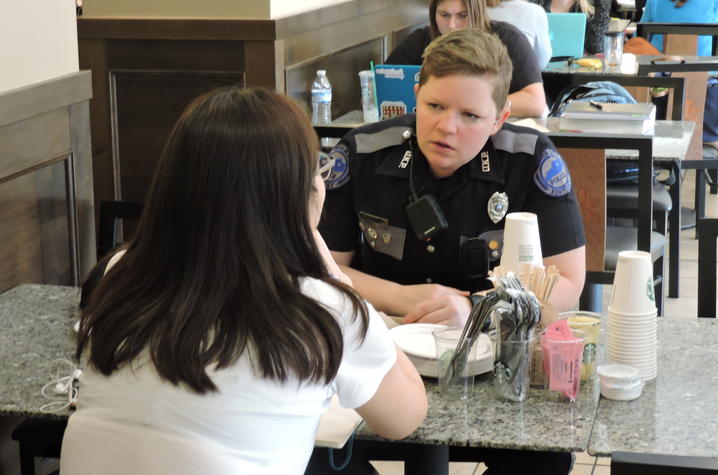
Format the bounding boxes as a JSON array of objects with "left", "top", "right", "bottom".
[{"left": 597, "top": 364, "right": 644, "bottom": 401}]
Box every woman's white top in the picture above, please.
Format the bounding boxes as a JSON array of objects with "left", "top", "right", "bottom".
[
  {"left": 488, "top": 0, "right": 553, "bottom": 68},
  {"left": 60, "top": 277, "right": 396, "bottom": 475}
]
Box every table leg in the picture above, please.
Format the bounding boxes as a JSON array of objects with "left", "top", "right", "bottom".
[
  {"left": 668, "top": 161, "right": 681, "bottom": 298},
  {"left": 405, "top": 445, "right": 449, "bottom": 475}
]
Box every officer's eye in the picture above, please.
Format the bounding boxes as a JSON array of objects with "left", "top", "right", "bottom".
[
  {"left": 427, "top": 103, "right": 443, "bottom": 111},
  {"left": 463, "top": 112, "right": 480, "bottom": 120}
]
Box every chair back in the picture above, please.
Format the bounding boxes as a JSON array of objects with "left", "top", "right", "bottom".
[
  {"left": 97, "top": 200, "right": 144, "bottom": 259},
  {"left": 697, "top": 217, "right": 718, "bottom": 318}
]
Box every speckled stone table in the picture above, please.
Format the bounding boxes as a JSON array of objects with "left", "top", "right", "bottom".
[
  {"left": 0, "top": 284, "right": 79, "bottom": 420},
  {"left": 589, "top": 318, "right": 718, "bottom": 458},
  {"left": 356, "top": 374, "right": 600, "bottom": 453}
]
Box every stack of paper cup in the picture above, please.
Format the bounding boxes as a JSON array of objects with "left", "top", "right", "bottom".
[
  {"left": 500, "top": 212, "right": 543, "bottom": 274},
  {"left": 606, "top": 250, "right": 657, "bottom": 381}
]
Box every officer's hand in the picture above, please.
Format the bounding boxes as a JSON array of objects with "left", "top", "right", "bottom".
[
  {"left": 399, "top": 284, "right": 469, "bottom": 309},
  {"left": 403, "top": 294, "right": 472, "bottom": 326}
]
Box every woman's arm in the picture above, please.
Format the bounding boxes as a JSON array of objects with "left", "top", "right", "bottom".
[
  {"left": 355, "top": 346, "right": 428, "bottom": 439},
  {"left": 542, "top": 245, "right": 586, "bottom": 311},
  {"left": 508, "top": 82, "right": 548, "bottom": 118},
  {"left": 331, "top": 250, "right": 471, "bottom": 324}
]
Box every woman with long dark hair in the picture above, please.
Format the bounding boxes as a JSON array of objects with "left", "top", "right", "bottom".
[{"left": 60, "top": 86, "right": 427, "bottom": 474}]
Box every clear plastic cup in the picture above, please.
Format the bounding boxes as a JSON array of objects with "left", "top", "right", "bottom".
[
  {"left": 358, "top": 70, "right": 379, "bottom": 123},
  {"left": 494, "top": 333, "right": 537, "bottom": 402},
  {"left": 433, "top": 327, "right": 475, "bottom": 400},
  {"left": 540, "top": 329, "right": 586, "bottom": 402},
  {"left": 604, "top": 31, "right": 624, "bottom": 69},
  {"left": 559, "top": 311, "right": 601, "bottom": 382}
]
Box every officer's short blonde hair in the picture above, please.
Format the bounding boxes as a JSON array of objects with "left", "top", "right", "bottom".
[{"left": 419, "top": 29, "right": 513, "bottom": 113}]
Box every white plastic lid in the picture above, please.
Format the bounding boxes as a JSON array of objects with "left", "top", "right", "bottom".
[
  {"left": 317, "top": 69, "right": 327, "bottom": 75},
  {"left": 597, "top": 364, "right": 641, "bottom": 385}
]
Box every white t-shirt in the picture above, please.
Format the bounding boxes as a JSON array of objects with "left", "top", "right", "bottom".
[
  {"left": 60, "top": 277, "right": 396, "bottom": 475},
  {"left": 488, "top": 0, "right": 553, "bottom": 69}
]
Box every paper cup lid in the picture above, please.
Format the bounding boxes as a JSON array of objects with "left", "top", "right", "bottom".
[{"left": 597, "top": 364, "right": 640, "bottom": 380}]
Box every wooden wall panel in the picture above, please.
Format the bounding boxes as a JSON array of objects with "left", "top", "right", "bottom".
[
  {"left": 78, "top": 0, "right": 427, "bottom": 214},
  {"left": 111, "top": 70, "right": 245, "bottom": 203},
  {"left": 560, "top": 148, "right": 606, "bottom": 272},
  {"left": 0, "top": 160, "right": 71, "bottom": 293},
  {"left": 0, "top": 72, "right": 95, "bottom": 288},
  {"left": 0, "top": 109, "right": 70, "bottom": 181},
  {"left": 286, "top": 39, "right": 384, "bottom": 119}
]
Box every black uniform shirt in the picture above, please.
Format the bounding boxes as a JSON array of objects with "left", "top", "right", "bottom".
[{"left": 318, "top": 114, "right": 585, "bottom": 293}]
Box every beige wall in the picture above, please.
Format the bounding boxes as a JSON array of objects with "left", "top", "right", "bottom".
[
  {"left": 82, "top": 0, "right": 352, "bottom": 19},
  {"left": 82, "top": 0, "right": 270, "bottom": 18},
  {"left": 270, "top": 0, "right": 352, "bottom": 19},
  {"left": 0, "top": 0, "right": 78, "bottom": 93}
]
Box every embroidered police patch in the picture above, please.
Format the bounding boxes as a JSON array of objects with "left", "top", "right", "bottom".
[
  {"left": 324, "top": 143, "right": 351, "bottom": 190},
  {"left": 534, "top": 148, "right": 571, "bottom": 197}
]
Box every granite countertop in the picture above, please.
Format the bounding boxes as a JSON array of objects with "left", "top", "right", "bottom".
[
  {"left": 588, "top": 318, "right": 718, "bottom": 457},
  {"left": 0, "top": 284, "right": 79, "bottom": 420},
  {"left": 4, "top": 284, "right": 715, "bottom": 458},
  {"left": 357, "top": 375, "right": 601, "bottom": 452}
]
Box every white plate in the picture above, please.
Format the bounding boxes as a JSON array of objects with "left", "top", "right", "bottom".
[{"left": 389, "top": 324, "right": 494, "bottom": 378}]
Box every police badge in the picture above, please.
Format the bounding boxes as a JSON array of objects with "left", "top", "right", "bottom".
[{"left": 487, "top": 191, "right": 509, "bottom": 224}]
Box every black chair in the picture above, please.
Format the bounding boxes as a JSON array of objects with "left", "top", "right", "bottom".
[
  {"left": 11, "top": 418, "right": 67, "bottom": 475},
  {"left": 697, "top": 218, "right": 718, "bottom": 318},
  {"left": 611, "top": 451, "right": 718, "bottom": 474},
  {"left": 97, "top": 200, "right": 144, "bottom": 259},
  {"left": 691, "top": 146, "right": 718, "bottom": 236}
]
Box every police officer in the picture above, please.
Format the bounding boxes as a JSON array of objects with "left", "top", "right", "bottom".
[{"left": 319, "top": 29, "right": 585, "bottom": 329}]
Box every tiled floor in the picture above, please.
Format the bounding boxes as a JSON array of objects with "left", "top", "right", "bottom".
[{"left": 368, "top": 170, "right": 718, "bottom": 475}]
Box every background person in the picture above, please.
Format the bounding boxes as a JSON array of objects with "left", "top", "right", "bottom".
[
  {"left": 60, "top": 86, "right": 427, "bottom": 475},
  {"left": 639, "top": 0, "right": 718, "bottom": 150},
  {"left": 532, "top": 0, "right": 611, "bottom": 55},
  {"left": 319, "top": 28, "right": 582, "bottom": 475},
  {"left": 385, "top": 0, "right": 548, "bottom": 118},
  {"left": 486, "top": 0, "right": 553, "bottom": 68}
]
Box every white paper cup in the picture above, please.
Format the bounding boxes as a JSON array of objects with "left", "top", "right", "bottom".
[
  {"left": 607, "top": 306, "right": 658, "bottom": 318},
  {"left": 609, "top": 251, "right": 656, "bottom": 315},
  {"left": 607, "top": 312, "right": 658, "bottom": 326},
  {"left": 500, "top": 212, "right": 542, "bottom": 274}
]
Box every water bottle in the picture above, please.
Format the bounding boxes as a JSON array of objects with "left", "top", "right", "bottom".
[{"left": 311, "top": 70, "right": 332, "bottom": 124}]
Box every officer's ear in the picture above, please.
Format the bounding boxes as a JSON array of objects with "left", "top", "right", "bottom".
[
  {"left": 413, "top": 83, "right": 420, "bottom": 97},
  {"left": 490, "top": 100, "right": 511, "bottom": 134}
]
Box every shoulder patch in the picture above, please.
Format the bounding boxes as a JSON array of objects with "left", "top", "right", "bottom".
[
  {"left": 533, "top": 148, "right": 571, "bottom": 197},
  {"left": 324, "top": 143, "right": 351, "bottom": 190}
]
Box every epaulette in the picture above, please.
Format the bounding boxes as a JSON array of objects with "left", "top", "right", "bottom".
[
  {"left": 491, "top": 124, "right": 540, "bottom": 157},
  {"left": 353, "top": 126, "right": 413, "bottom": 154}
]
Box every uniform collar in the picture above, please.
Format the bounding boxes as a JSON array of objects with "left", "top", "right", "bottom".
[
  {"left": 465, "top": 139, "right": 504, "bottom": 185},
  {"left": 375, "top": 136, "right": 505, "bottom": 186}
]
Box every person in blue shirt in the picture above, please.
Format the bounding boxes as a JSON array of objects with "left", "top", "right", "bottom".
[
  {"left": 640, "top": 0, "right": 718, "bottom": 57},
  {"left": 640, "top": 0, "right": 718, "bottom": 147}
]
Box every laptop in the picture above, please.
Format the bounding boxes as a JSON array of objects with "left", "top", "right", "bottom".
[
  {"left": 546, "top": 12, "right": 587, "bottom": 61},
  {"left": 373, "top": 64, "right": 421, "bottom": 120}
]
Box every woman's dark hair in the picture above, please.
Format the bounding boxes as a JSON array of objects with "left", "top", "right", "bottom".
[{"left": 78, "top": 86, "right": 369, "bottom": 394}]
